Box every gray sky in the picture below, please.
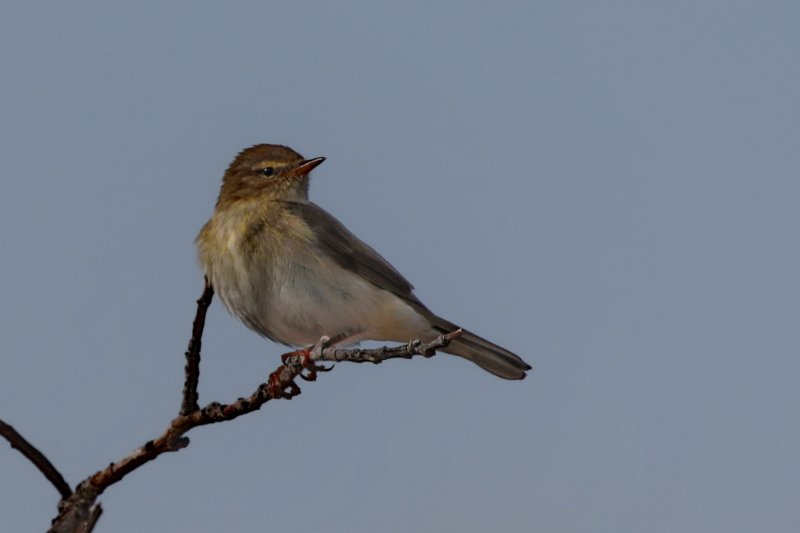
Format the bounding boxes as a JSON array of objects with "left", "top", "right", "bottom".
[{"left": 2, "top": 2, "right": 799, "bottom": 532}]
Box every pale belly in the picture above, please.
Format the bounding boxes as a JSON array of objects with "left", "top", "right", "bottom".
[{"left": 210, "top": 241, "right": 430, "bottom": 347}]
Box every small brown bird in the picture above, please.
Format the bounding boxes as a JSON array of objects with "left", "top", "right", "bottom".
[{"left": 196, "top": 144, "right": 531, "bottom": 379}]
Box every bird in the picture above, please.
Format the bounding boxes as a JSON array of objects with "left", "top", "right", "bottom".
[{"left": 196, "top": 144, "right": 531, "bottom": 380}]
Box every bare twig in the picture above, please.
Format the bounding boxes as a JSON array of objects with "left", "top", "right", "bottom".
[
  {"left": 46, "top": 360, "right": 293, "bottom": 531},
  {"left": 181, "top": 278, "right": 214, "bottom": 415},
  {"left": 302, "top": 329, "right": 463, "bottom": 365},
  {"left": 0, "top": 418, "right": 72, "bottom": 500},
  {"left": 47, "top": 281, "right": 462, "bottom": 532}
]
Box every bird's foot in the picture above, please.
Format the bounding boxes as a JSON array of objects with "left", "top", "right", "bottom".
[
  {"left": 301, "top": 358, "right": 334, "bottom": 381},
  {"left": 266, "top": 368, "right": 302, "bottom": 399},
  {"left": 267, "top": 338, "right": 336, "bottom": 397},
  {"left": 280, "top": 347, "right": 309, "bottom": 366},
  {"left": 281, "top": 338, "right": 335, "bottom": 382}
]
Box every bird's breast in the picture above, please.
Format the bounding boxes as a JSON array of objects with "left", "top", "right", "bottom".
[{"left": 196, "top": 202, "right": 411, "bottom": 346}]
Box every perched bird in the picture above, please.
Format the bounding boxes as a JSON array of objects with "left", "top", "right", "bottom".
[{"left": 196, "top": 144, "right": 531, "bottom": 380}]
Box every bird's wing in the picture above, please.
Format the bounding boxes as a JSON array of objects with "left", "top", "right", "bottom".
[
  {"left": 280, "top": 201, "right": 531, "bottom": 379},
  {"left": 279, "top": 201, "right": 428, "bottom": 310}
]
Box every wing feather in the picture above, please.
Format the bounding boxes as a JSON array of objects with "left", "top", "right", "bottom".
[{"left": 280, "top": 201, "right": 428, "bottom": 311}]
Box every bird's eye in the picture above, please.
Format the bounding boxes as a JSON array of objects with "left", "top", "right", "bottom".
[{"left": 261, "top": 167, "right": 275, "bottom": 177}]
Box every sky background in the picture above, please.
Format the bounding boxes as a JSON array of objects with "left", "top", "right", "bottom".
[{"left": 1, "top": 1, "right": 799, "bottom": 532}]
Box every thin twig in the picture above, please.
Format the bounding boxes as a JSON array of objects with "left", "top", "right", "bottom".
[
  {"left": 0, "top": 418, "right": 72, "bottom": 499},
  {"left": 67, "top": 331, "right": 461, "bottom": 499},
  {"left": 48, "top": 362, "right": 303, "bottom": 532},
  {"left": 181, "top": 279, "right": 214, "bottom": 415},
  {"left": 301, "top": 329, "right": 463, "bottom": 365},
  {"left": 49, "top": 279, "right": 461, "bottom": 532}
]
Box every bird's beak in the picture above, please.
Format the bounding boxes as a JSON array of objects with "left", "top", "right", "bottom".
[{"left": 293, "top": 157, "right": 326, "bottom": 176}]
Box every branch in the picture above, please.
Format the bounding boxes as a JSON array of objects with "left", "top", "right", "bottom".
[
  {"left": 305, "top": 329, "right": 463, "bottom": 365},
  {"left": 181, "top": 278, "right": 214, "bottom": 415},
  {"left": 48, "top": 282, "right": 461, "bottom": 532},
  {"left": 0, "top": 418, "right": 72, "bottom": 500},
  {"left": 83, "top": 505, "right": 103, "bottom": 533}
]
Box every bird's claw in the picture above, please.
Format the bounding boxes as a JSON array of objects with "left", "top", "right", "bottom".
[
  {"left": 297, "top": 349, "right": 326, "bottom": 381},
  {"left": 272, "top": 338, "right": 335, "bottom": 390},
  {"left": 266, "top": 369, "right": 301, "bottom": 399}
]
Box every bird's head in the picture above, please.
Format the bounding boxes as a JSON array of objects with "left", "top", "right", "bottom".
[{"left": 216, "top": 144, "right": 325, "bottom": 206}]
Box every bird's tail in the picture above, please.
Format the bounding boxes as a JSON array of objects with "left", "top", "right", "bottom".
[{"left": 432, "top": 322, "right": 531, "bottom": 380}]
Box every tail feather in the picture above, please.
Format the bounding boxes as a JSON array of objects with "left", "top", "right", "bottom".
[
  {"left": 409, "top": 305, "right": 530, "bottom": 380},
  {"left": 445, "top": 330, "right": 530, "bottom": 380},
  {"left": 425, "top": 315, "right": 530, "bottom": 379}
]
